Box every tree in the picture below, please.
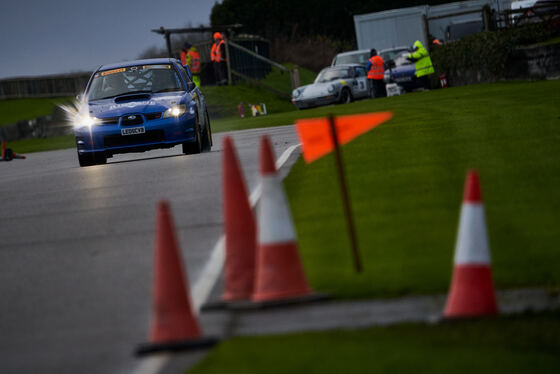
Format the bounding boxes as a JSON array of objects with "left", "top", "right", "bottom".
[{"left": 211, "top": 0, "right": 451, "bottom": 42}]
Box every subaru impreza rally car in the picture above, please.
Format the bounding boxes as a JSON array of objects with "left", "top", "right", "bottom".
[{"left": 73, "top": 58, "right": 212, "bottom": 167}]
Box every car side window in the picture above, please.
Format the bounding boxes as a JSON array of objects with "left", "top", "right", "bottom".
[
  {"left": 177, "top": 66, "right": 192, "bottom": 87},
  {"left": 354, "top": 67, "right": 366, "bottom": 77}
]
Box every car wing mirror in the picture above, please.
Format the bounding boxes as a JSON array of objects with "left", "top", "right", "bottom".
[{"left": 187, "top": 81, "right": 196, "bottom": 91}]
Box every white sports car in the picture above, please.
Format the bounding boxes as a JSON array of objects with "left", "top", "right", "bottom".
[{"left": 291, "top": 64, "right": 369, "bottom": 109}]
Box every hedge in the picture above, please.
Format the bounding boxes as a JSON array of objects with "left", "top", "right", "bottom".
[{"left": 431, "top": 22, "right": 559, "bottom": 84}]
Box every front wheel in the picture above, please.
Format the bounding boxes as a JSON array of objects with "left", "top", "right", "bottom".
[
  {"left": 78, "top": 151, "right": 106, "bottom": 167},
  {"left": 202, "top": 110, "right": 213, "bottom": 152},
  {"left": 78, "top": 152, "right": 93, "bottom": 167},
  {"left": 340, "top": 88, "right": 352, "bottom": 104},
  {"left": 182, "top": 116, "right": 202, "bottom": 155}
]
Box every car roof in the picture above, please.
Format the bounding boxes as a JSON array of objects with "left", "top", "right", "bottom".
[
  {"left": 322, "top": 63, "right": 365, "bottom": 70},
  {"left": 379, "top": 46, "right": 409, "bottom": 53},
  {"left": 98, "top": 58, "right": 178, "bottom": 71},
  {"left": 335, "top": 49, "right": 370, "bottom": 57}
]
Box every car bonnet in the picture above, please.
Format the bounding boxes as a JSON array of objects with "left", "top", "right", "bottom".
[
  {"left": 297, "top": 80, "right": 346, "bottom": 99},
  {"left": 88, "top": 92, "right": 186, "bottom": 117}
]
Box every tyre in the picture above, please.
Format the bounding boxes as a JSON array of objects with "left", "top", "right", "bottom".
[
  {"left": 182, "top": 115, "right": 202, "bottom": 155},
  {"left": 202, "top": 110, "right": 213, "bottom": 152},
  {"left": 78, "top": 152, "right": 94, "bottom": 167},
  {"left": 340, "top": 88, "right": 352, "bottom": 104},
  {"left": 78, "top": 151, "right": 106, "bottom": 167},
  {"left": 94, "top": 152, "right": 107, "bottom": 165}
]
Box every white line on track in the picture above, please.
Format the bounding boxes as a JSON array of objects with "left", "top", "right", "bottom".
[{"left": 133, "top": 142, "right": 301, "bottom": 374}]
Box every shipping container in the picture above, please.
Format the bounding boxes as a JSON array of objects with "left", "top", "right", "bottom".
[
  {"left": 354, "top": 6, "right": 429, "bottom": 51},
  {"left": 354, "top": 0, "right": 512, "bottom": 50}
]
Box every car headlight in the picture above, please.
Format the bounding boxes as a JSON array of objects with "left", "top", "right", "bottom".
[
  {"left": 328, "top": 84, "right": 336, "bottom": 93},
  {"left": 293, "top": 89, "right": 302, "bottom": 99},
  {"left": 74, "top": 114, "right": 99, "bottom": 129},
  {"left": 163, "top": 104, "right": 187, "bottom": 118}
]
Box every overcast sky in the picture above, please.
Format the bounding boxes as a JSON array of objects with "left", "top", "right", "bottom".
[{"left": 0, "top": 0, "right": 219, "bottom": 79}]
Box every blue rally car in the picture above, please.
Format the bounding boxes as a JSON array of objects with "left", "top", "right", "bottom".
[{"left": 73, "top": 58, "right": 212, "bottom": 167}]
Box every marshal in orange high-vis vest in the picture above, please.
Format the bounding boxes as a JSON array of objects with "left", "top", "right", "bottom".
[
  {"left": 211, "top": 35, "right": 226, "bottom": 62},
  {"left": 367, "top": 55, "right": 385, "bottom": 80}
]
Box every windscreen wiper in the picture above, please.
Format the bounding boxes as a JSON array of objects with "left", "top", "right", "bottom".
[
  {"left": 93, "top": 90, "right": 153, "bottom": 101},
  {"left": 153, "top": 88, "right": 181, "bottom": 93}
]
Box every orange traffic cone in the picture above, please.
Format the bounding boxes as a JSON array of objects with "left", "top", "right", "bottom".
[
  {"left": 1, "top": 140, "right": 26, "bottom": 161},
  {"left": 136, "top": 201, "right": 217, "bottom": 355},
  {"left": 251, "top": 136, "right": 313, "bottom": 303},
  {"left": 444, "top": 170, "right": 498, "bottom": 318},
  {"left": 13, "top": 151, "right": 26, "bottom": 159},
  {"left": 221, "top": 136, "right": 256, "bottom": 301}
]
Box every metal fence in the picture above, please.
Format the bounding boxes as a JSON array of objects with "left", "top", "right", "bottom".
[
  {"left": 0, "top": 73, "right": 91, "bottom": 100},
  {"left": 193, "top": 36, "right": 298, "bottom": 97},
  {"left": 502, "top": 3, "right": 560, "bottom": 27},
  {"left": 0, "top": 36, "right": 298, "bottom": 100}
]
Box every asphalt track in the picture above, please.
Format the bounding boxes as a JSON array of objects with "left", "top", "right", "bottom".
[{"left": 0, "top": 125, "right": 301, "bottom": 374}]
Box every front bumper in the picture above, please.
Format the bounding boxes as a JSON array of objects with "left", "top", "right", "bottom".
[
  {"left": 292, "top": 93, "right": 339, "bottom": 109},
  {"left": 74, "top": 114, "right": 196, "bottom": 156}
]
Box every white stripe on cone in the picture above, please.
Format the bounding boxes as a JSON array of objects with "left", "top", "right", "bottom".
[
  {"left": 258, "top": 175, "right": 297, "bottom": 245},
  {"left": 454, "top": 202, "right": 491, "bottom": 265}
]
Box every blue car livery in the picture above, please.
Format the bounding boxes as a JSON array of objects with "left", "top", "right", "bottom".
[
  {"left": 73, "top": 58, "right": 212, "bottom": 167},
  {"left": 383, "top": 50, "right": 424, "bottom": 92}
]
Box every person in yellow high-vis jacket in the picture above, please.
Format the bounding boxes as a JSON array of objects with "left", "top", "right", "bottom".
[
  {"left": 407, "top": 40, "right": 434, "bottom": 89},
  {"left": 182, "top": 42, "right": 201, "bottom": 87}
]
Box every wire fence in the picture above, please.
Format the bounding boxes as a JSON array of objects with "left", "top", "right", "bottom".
[
  {"left": 0, "top": 73, "right": 91, "bottom": 100},
  {"left": 502, "top": 3, "right": 560, "bottom": 28},
  {"left": 0, "top": 37, "right": 297, "bottom": 99}
]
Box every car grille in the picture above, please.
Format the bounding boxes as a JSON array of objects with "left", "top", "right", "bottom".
[
  {"left": 100, "top": 117, "right": 119, "bottom": 125},
  {"left": 145, "top": 112, "right": 162, "bottom": 121},
  {"left": 121, "top": 115, "right": 144, "bottom": 126},
  {"left": 104, "top": 130, "right": 165, "bottom": 148}
]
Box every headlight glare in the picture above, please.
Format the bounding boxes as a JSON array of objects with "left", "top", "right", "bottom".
[{"left": 74, "top": 114, "right": 99, "bottom": 129}]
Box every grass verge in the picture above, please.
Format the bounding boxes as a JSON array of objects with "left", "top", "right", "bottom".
[
  {"left": 5, "top": 135, "right": 75, "bottom": 154},
  {"left": 203, "top": 64, "right": 316, "bottom": 121},
  {"left": 0, "top": 97, "right": 72, "bottom": 127},
  {"left": 283, "top": 79, "right": 560, "bottom": 298},
  {"left": 189, "top": 312, "right": 560, "bottom": 374}
]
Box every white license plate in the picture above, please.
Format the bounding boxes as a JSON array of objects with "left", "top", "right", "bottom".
[{"left": 121, "top": 127, "right": 145, "bottom": 136}]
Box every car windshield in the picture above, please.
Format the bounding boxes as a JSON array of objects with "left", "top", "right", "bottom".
[
  {"left": 380, "top": 48, "right": 409, "bottom": 62},
  {"left": 393, "top": 51, "right": 413, "bottom": 67},
  {"left": 334, "top": 52, "right": 369, "bottom": 65},
  {"left": 87, "top": 64, "right": 183, "bottom": 101},
  {"left": 315, "top": 67, "right": 352, "bottom": 83}
]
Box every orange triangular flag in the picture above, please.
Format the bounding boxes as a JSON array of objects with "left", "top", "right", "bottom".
[{"left": 295, "top": 111, "right": 393, "bottom": 163}]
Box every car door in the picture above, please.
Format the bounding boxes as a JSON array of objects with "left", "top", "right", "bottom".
[
  {"left": 352, "top": 66, "right": 369, "bottom": 98},
  {"left": 178, "top": 64, "right": 204, "bottom": 120}
]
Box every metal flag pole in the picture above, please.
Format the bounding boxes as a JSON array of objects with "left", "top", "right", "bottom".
[{"left": 328, "top": 115, "right": 362, "bottom": 273}]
